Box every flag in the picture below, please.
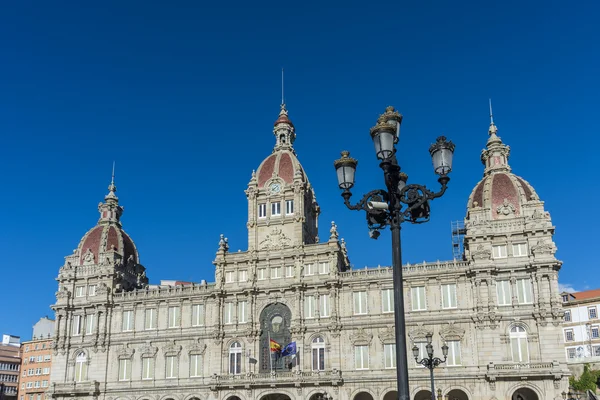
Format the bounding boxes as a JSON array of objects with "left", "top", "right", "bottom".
[
  {"left": 281, "top": 342, "right": 297, "bottom": 357},
  {"left": 269, "top": 339, "right": 282, "bottom": 353},
  {"left": 248, "top": 357, "right": 257, "bottom": 364}
]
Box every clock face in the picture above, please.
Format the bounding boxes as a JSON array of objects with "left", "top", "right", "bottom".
[{"left": 270, "top": 183, "right": 281, "bottom": 193}]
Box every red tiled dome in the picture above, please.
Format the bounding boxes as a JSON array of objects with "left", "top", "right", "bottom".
[
  {"left": 76, "top": 224, "right": 139, "bottom": 266},
  {"left": 256, "top": 150, "right": 306, "bottom": 188}
]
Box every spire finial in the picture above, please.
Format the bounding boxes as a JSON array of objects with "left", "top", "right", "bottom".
[
  {"left": 107, "top": 161, "right": 117, "bottom": 195},
  {"left": 489, "top": 98, "right": 494, "bottom": 125},
  {"left": 281, "top": 68, "right": 285, "bottom": 106},
  {"left": 488, "top": 99, "right": 498, "bottom": 136}
]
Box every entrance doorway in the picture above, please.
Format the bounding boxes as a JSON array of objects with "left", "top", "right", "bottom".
[
  {"left": 258, "top": 394, "right": 292, "bottom": 400},
  {"left": 511, "top": 387, "right": 539, "bottom": 400}
]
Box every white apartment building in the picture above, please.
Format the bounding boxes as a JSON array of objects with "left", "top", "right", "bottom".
[{"left": 562, "top": 289, "right": 600, "bottom": 368}]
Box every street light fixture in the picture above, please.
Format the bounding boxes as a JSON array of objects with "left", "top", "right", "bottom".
[
  {"left": 333, "top": 106, "right": 455, "bottom": 400},
  {"left": 412, "top": 333, "right": 449, "bottom": 400}
]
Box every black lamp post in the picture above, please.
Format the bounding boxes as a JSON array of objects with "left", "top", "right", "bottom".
[
  {"left": 562, "top": 387, "right": 583, "bottom": 400},
  {"left": 412, "top": 333, "right": 448, "bottom": 400},
  {"left": 334, "top": 106, "right": 455, "bottom": 400}
]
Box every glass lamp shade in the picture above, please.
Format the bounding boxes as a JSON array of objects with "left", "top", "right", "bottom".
[
  {"left": 426, "top": 333, "right": 433, "bottom": 344},
  {"left": 333, "top": 151, "right": 358, "bottom": 189},
  {"left": 442, "top": 343, "right": 449, "bottom": 357},
  {"left": 412, "top": 345, "right": 420, "bottom": 360},
  {"left": 370, "top": 123, "right": 396, "bottom": 160},
  {"left": 429, "top": 136, "right": 456, "bottom": 176},
  {"left": 426, "top": 343, "right": 434, "bottom": 357}
]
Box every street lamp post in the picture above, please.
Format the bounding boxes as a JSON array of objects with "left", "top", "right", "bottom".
[
  {"left": 333, "top": 106, "right": 455, "bottom": 400},
  {"left": 412, "top": 333, "right": 448, "bottom": 400}
]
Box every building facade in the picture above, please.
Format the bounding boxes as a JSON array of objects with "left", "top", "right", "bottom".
[
  {"left": 18, "top": 318, "right": 56, "bottom": 400},
  {"left": 0, "top": 335, "right": 22, "bottom": 400},
  {"left": 561, "top": 289, "right": 600, "bottom": 375},
  {"left": 49, "top": 104, "right": 570, "bottom": 400}
]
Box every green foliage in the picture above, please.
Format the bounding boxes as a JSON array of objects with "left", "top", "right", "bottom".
[{"left": 570, "top": 364, "right": 600, "bottom": 392}]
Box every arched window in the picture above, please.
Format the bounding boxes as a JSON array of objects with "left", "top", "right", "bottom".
[
  {"left": 510, "top": 326, "right": 529, "bottom": 362},
  {"left": 311, "top": 336, "right": 325, "bottom": 371},
  {"left": 74, "top": 352, "right": 87, "bottom": 382},
  {"left": 229, "top": 342, "right": 242, "bottom": 375}
]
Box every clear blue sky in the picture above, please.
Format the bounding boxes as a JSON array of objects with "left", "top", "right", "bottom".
[{"left": 0, "top": 1, "right": 597, "bottom": 340}]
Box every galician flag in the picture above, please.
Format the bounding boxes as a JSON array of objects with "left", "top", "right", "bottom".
[{"left": 269, "top": 339, "right": 282, "bottom": 353}]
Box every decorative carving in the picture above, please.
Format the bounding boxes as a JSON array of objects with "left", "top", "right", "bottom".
[
  {"left": 139, "top": 342, "right": 158, "bottom": 357},
  {"left": 471, "top": 244, "right": 492, "bottom": 261},
  {"left": 329, "top": 221, "right": 339, "bottom": 240},
  {"left": 82, "top": 248, "right": 95, "bottom": 265},
  {"left": 439, "top": 323, "right": 465, "bottom": 341},
  {"left": 163, "top": 341, "right": 182, "bottom": 356},
  {"left": 378, "top": 326, "right": 395, "bottom": 344},
  {"left": 259, "top": 228, "right": 292, "bottom": 250},
  {"left": 496, "top": 198, "right": 516, "bottom": 216},
  {"left": 55, "top": 286, "right": 70, "bottom": 300},
  {"left": 531, "top": 239, "right": 555, "bottom": 256},
  {"left": 118, "top": 345, "right": 135, "bottom": 359},
  {"left": 349, "top": 328, "right": 373, "bottom": 345},
  {"left": 218, "top": 234, "right": 229, "bottom": 252},
  {"left": 408, "top": 325, "right": 432, "bottom": 342},
  {"left": 96, "top": 282, "right": 110, "bottom": 295}
]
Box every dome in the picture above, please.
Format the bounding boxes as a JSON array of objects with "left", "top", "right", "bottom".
[
  {"left": 466, "top": 114, "right": 540, "bottom": 221},
  {"left": 72, "top": 177, "right": 140, "bottom": 266},
  {"left": 255, "top": 149, "right": 307, "bottom": 188}
]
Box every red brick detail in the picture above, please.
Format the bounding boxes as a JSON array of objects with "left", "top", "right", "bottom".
[
  {"left": 121, "top": 230, "right": 138, "bottom": 264},
  {"left": 515, "top": 177, "right": 534, "bottom": 201},
  {"left": 491, "top": 173, "right": 520, "bottom": 219},
  {"left": 106, "top": 226, "right": 119, "bottom": 251},
  {"left": 471, "top": 179, "right": 485, "bottom": 208},
  {"left": 79, "top": 226, "right": 103, "bottom": 265},
  {"left": 278, "top": 153, "right": 294, "bottom": 183},
  {"left": 258, "top": 154, "right": 277, "bottom": 188},
  {"left": 274, "top": 114, "right": 294, "bottom": 127}
]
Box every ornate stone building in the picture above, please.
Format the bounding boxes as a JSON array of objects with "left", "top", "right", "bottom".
[{"left": 49, "top": 104, "right": 569, "bottom": 400}]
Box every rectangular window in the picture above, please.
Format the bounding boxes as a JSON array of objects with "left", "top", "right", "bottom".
[
  {"left": 42, "top": 368, "right": 49, "bottom": 374},
  {"left": 85, "top": 314, "right": 95, "bottom": 335},
  {"left": 516, "top": 279, "right": 533, "bottom": 304},
  {"left": 319, "top": 294, "right": 330, "bottom": 318},
  {"left": 26, "top": 383, "right": 32, "bottom": 388},
  {"left": 145, "top": 308, "right": 157, "bottom": 330},
  {"left": 382, "top": 289, "right": 394, "bottom": 313},
  {"left": 72, "top": 315, "right": 82, "bottom": 336},
  {"left": 190, "top": 354, "right": 202, "bottom": 377},
  {"left": 414, "top": 342, "right": 427, "bottom": 366},
  {"left": 118, "top": 359, "right": 131, "bottom": 381},
  {"left": 168, "top": 306, "right": 180, "bottom": 328},
  {"left": 34, "top": 381, "right": 40, "bottom": 388},
  {"left": 512, "top": 243, "right": 528, "bottom": 257},
  {"left": 441, "top": 284, "right": 458, "bottom": 309},
  {"left": 496, "top": 280, "right": 512, "bottom": 306},
  {"left": 44, "top": 355, "right": 51, "bottom": 362},
  {"left": 286, "top": 200, "right": 294, "bottom": 215},
  {"left": 353, "top": 291, "right": 368, "bottom": 315},
  {"left": 87, "top": 285, "right": 97, "bottom": 296},
  {"left": 258, "top": 203, "right": 267, "bottom": 218},
  {"left": 36, "top": 368, "right": 41, "bottom": 375},
  {"left": 285, "top": 265, "right": 294, "bottom": 278},
  {"left": 565, "top": 329, "right": 574, "bottom": 341},
  {"left": 192, "top": 304, "right": 204, "bottom": 326},
  {"left": 29, "top": 356, "right": 35, "bottom": 362},
  {"left": 75, "top": 286, "right": 85, "bottom": 297},
  {"left": 492, "top": 245, "right": 507, "bottom": 259},
  {"left": 41, "top": 381, "right": 48, "bottom": 388},
  {"left": 447, "top": 341, "right": 462, "bottom": 366},
  {"left": 304, "top": 295, "right": 315, "bottom": 319},
  {"left": 354, "top": 345, "right": 369, "bottom": 370},
  {"left": 239, "top": 270, "right": 248, "bottom": 282},
  {"left": 238, "top": 301, "right": 248, "bottom": 324},
  {"left": 142, "top": 357, "right": 154, "bottom": 380},
  {"left": 37, "top": 355, "right": 43, "bottom": 362},
  {"left": 271, "top": 202, "right": 281, "bottom": 216},
  {"left": 225, "top": 271, "right": 235, "bottom": 283},
  {"left": 411, "top": 286, "right": 426, "bottom": 311},
  {"left": 589, "top": 307, "right": 598, "bottom": 319},
  {"left": 224, "top": 303, "right": 234, "bottom": 324},
  {"left": 318, "top": 262, "right": 330, "bottom": 274},
  {"left": 257, "top": 268, "right": 267, "bottom": 280},
  {"left": 567, "top": 348, "right": 576, "bottom": 359},
  {"left": 305, "top": 263, "right": 315, "bottom": 276},
  {"left": 165, "top": 356, "right": 177, "bottom": 379},
  {"left": 592, "top": 326, "right": 600, "bottom": 339},
  {"left": 270, "top": 267, "right": 282, "bottom": 279},
  {"left": 122, "top": 310, "right": 134, "bottom": 332},
  {"left": 384, "top": 344, "right": 396, "bottom": 369},
  {"left": 564, "top": 310, "right": 571, "bottom": 322}
]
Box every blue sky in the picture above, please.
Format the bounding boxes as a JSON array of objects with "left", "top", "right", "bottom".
[{"left": 0, "top": 1, "right": 597, "bottom": 339}]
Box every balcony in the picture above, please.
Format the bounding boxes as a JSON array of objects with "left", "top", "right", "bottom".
[
  {"left": 48, "top": 381, "right": 100, "bottom": 398},
  {"left": 210, "top": 369, "right": 342, "bottom": 390},
  {"left": 486, "top": 361, "right": 564, "bottom": 382}
]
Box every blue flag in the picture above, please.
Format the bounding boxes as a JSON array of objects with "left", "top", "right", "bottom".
[{"left": 280, "top": 342, "right": 297, "bottom": 357}]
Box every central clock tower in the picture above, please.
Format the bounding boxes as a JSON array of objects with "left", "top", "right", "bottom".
[{"left": 245, "top": 104, "right": 320, "bottom": 251}]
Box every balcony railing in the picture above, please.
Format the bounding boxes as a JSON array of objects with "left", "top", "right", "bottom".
[{"left": 210, "top": 369, "right": 343, "bottom": 389}]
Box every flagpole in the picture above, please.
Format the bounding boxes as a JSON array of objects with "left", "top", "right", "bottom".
[{"left": 268, "top": 330, "right": 273, "bottom": 373}]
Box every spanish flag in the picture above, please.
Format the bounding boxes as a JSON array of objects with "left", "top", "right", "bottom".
[{"left": 269, "top": 339, "right": 282, "bottom": 353}]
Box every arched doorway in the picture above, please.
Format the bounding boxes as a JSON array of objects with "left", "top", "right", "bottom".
[
  {"left": 259, "top": 394, "right": 292, "bottom": 400},
  {"left": 259, "top": 304, "right": 292, "bottom": 372},
  {"left": 353, "top": 392, "right": 374, "bottom": 400},
  {"left": 414, "top": 390, "right": 432, "bottom": 400},
  {"left": 383, "top": 391, "right": 397, "bottom": 400},
  {"left": 308, "top": 393, "right": 334, "bottom": 400},
  {"left": 226, "top": 397, "right": 242, "bottom": 400},
  {"left": 446, "top": 389, "right": 469, "bottom": 400},
  {"left": 511, "top": 387, "right": 539, "bottom": 400}
]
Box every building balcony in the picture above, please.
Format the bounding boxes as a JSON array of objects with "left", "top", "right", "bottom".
[
  {"left": 48, "top": 381, "right": 100, "bottom": 398},
  {"left": 210, "top": 369, "right": 343, "bottom": 390},
  {"left": 486, "top": 361, "right": 564, "bottom": 382}
]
